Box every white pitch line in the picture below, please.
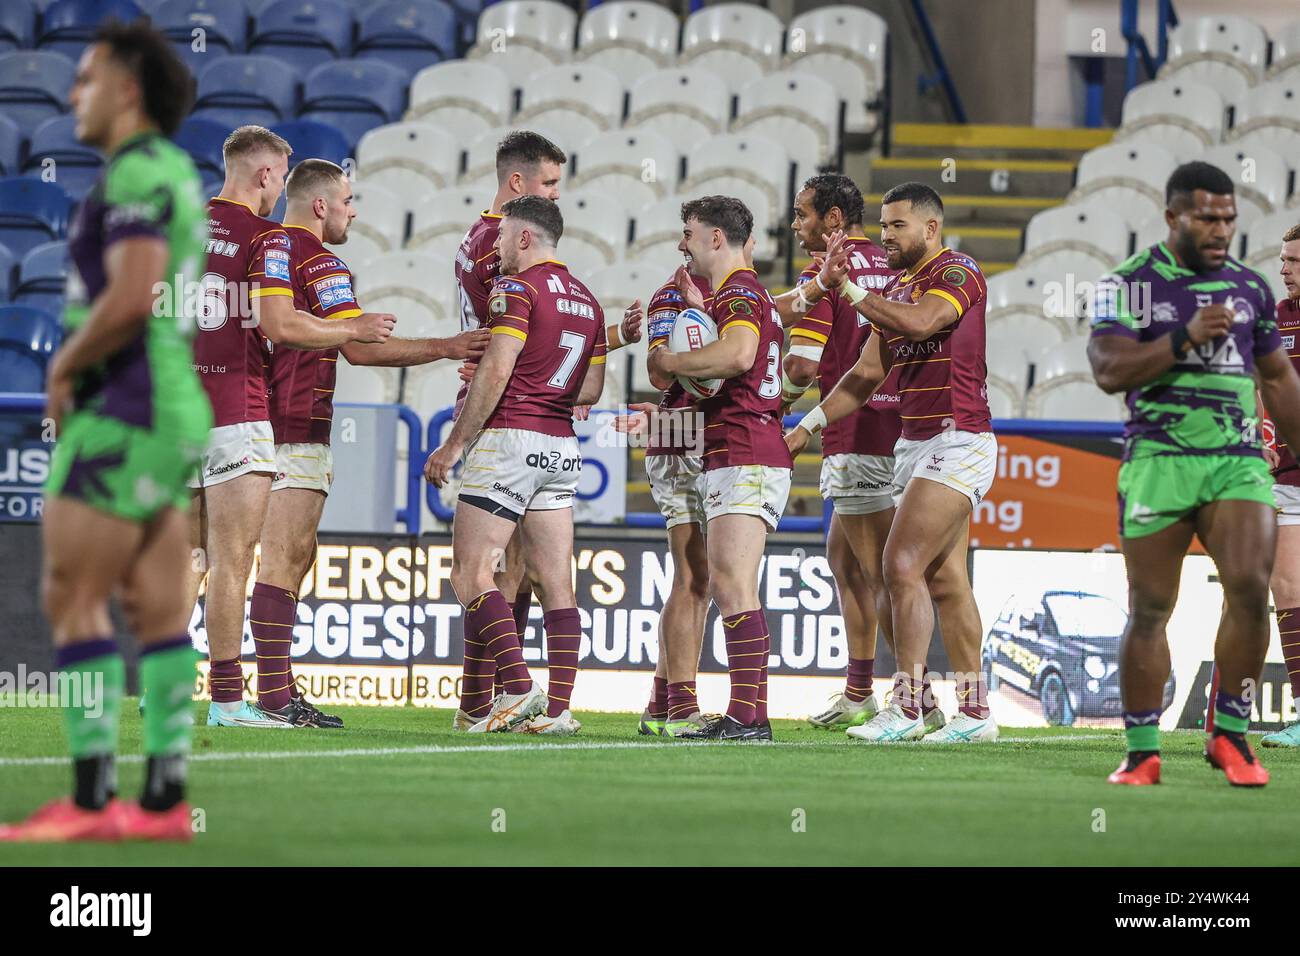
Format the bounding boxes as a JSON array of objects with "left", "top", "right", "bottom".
[{"left": 0, "top": 733, "right": 1122, "bottom": 767}]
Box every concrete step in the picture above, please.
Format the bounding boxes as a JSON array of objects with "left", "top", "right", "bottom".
[
  {"left": 889, "top": 123, "right": 1112, "bottom": 161},
  {"left": 869, "top": 156, "right": 1077, "bottom": 200},
  {"left": 865, "top": 191, "right": 1058, "bottom": 228}
]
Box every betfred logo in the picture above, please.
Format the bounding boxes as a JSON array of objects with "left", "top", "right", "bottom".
[{"left": 687, "top": 326, "right": 703, "bottom": 350}]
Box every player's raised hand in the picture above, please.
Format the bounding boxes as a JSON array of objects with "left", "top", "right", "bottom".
[
  {"left": 674, "top": 266, "right": 706, "bottom": 310},
  {"left": 621, "top": 299, "right": 644, "bottom": 344},
  {"left": 424, "top": 442, "right": 460, "bottom": 488},
  {"left": 458, "top": 361, "right": 477, "bottom": 384},
  {"left": 441, "top": 328, "right": 489, "bottom": 361},
  {"left": 613, "top": 401, "right": 658, "bottom": 434},
  {"left": 1186, "top": 304, "right": 1235, "bottom": 346},
  {"left": 818, "top": 231, "right": 849, "bottom": 290},
  {"left": 354, "top": 311, "right": 396, "bottom": 344},
  {"left": 785, "top": 423, "right": 811, "bottom": 457}
]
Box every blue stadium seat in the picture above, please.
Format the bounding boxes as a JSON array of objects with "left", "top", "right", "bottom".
[
  {"left": 298, "top": 58, "right": 407, "bottom": 151},
  {"left": 0, "top": 0, "right": 36, "bottom": 55},
  {"left": 0, "top": 304, "right": 61, "bottom": 359},
  {"left": 38, "top": 0, "right": 146, "bottom": 61},
  {"left": 0, "top": 350, "right": 47, "bottom": 392},
  {"left": 193, "top": 54, "right": 299, "bottom": 129},
  {"left": 173, "top": 116, "right": 230, "bottom": 181},
  {"left": 249, "top": 0, "right": 353, "bottom": 76},
  {"left": 0, "top": 242, "right": 15, "bottom": 300},
  {"left": 354, "top": 1, "right": 456, "bottom": 77},
  {"left": 153, "top": 0, "right": 247, "bottom": 77},
  {"left": 0, "top": 177, "right": 71, "bottom": 261},
  {"left": 23, "top": 114, "right": 103, "bottom": 201},
  {"left": 0, "top": 114, "right": 22, "bottom": 177},
  {"left": 449, "top": 0, "right": 490, "bottom": 51},
  {"left": 0, "top": 50, "right": 76, "bottom": 139},
  {"left": 14, "top": 240, "right": 66, "bottom": 316},
  {"left": 271, "top": 119, "right": 351, "bottom": 168}
]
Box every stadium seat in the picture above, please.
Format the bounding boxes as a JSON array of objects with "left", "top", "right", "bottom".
[
  {"left": 1025, "top": 377, "right": 1126, "bottom": 421},
  {"left": 785, "top": 5, "right": 886, "bottom": 135},
  {"left": 1270, "top": 19, "right": 1300, "bottom": 82},
  {"left": 355, "top": 121, "right": 458, "bottom": 200},
  {"left": 459, "top": 124, "right": 514, "bottom": 187},
  {"left": 1158, "top": 15, "right": 1267, "bottom": 104},
  {"left": 986, "top": 262, "right": 1090, "bottom": 330},
  {"left": 153, "top": 0, "right": 248, "bottom": 76},
  {"left": 571, "top": 129, "right": 679, "bottom": 212},
  {"left": 173, "top": 116, "right": 231, "bottom": 183},
  {"left": 733, "top": 71, "right": 839, "bottom": 185},
  {"left": 556, "top": 189, "right": 629, "bottom": 275},
  {"left": 354, "top": 0, "right": 457, "bottom": 78},
  {"left": 0, "top": 241, "right": 15, "bottom": 301},
  {"left": 333, "top": 357, "right": 398, "bottom": 404},
  {"left": 1031, "top": 337, "right": 1094, "bottom": 385},
  {"left": 0, "top": 50, "right": 76, "bottom": 140},
  {"left": 1021, "top": 202, "right": 1130, "bottom": 274},
  {"left": 23, "top": 115, "right": 102, "bottom": 201},
  {"left": 1115, "top": 79, "right": 1223, "bottom": 159},
  {"left": 1228, "top": 81, "right": 1300, "bottom": 171},
  {"left": 1244, "top": 208, "right": 1300, "bottom": 274},
  {"left": 343, "top": 179, "right": 407, "bottom": 264},
  {"left": 682, "top": 132, "right": 790, "bottom": 233},
  {"left": 0, "top": 303, "right": 60, "bottom": 359},
  {"left": 626, "top": 68, "right": 730, "bottom": 159},
  {"left": 0, "top": 114, "right": 24, "bottom": 177},
  {"left": 354, "top": 250, "right": 455, "bottom": 335},
  {"left": 38, "top": 0, "right": 144, "bottom": 61},
  {"left": 0, "top": 349, "right": 47, "bottom": 392},
  {"left": 468, "top": 0, "right": 575, "bottom": 91},
  {"left": 985, "top": 375, "right": 1022, "bottom": 419},
  {"left": 516, "top": 63, "right": 625, "bottom": 145},
  {"left": 1199, "top": 143, "right": 1290, "bottom": 222},
  {"left": 193, "top": 55, "right": 300, "bottom": 130},
  {"left": 680, "top": 2, "right": 783, "bottom": 93},
  {"left": 272, "top": 120, "right": 352, "bottom": 168},
  {"left": 300, "top": 59, "right": 409, "bottom": 151},
  {"left": 0, "top": 1, "right": 36, "bottom": 55},
  {"left": 0, "top": 177, "right": 71, "bottom": 261},
  {"left": 13, "top": 239, "right": 65, "bottom": 317},
  {"left": 405, "top": 60, "right": 512, "bottom": 143},
  {"left": 626, "top": 195, "right": 686, "bottom": 265},
  {"left": 1068, "top": 141, "right": 1179, "bottom": 230},
  {"left": 587, "top": 260, "right": 675, "bottom": 314},
  {"left": 250, "top": 0, "right": 353, "bottom": 76},
  {"left": 575, "top": 0, "right": 678, "bottom": 89},
  {"left": 986, "top": 314, "right": 1067, "bottom": 392},
  {"left": 407, "top": 187, "right": 492, "bottom": 259}
]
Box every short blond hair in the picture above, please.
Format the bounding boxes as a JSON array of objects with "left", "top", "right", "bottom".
[
  {"left": 1285, "top": 223, "right": 1300, "bottom": 244},
  {"left": 222, "top": 125, "right": 292, "bottom": 164}
]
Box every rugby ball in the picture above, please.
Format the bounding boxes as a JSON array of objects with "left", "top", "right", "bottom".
[{"left": 668, "top": 308, "right": 723, "bottom": 399}]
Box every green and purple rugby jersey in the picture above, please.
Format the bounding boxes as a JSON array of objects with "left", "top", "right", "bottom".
[{"left": 45, "top": 131, "right": 213, "bottom": 520}]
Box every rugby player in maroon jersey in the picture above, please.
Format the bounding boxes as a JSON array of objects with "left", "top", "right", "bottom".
[
  {"left": 787, "top": 182, "right": 999, "bottom": 744},
  {"left": 246, "top": 159, "right": 487, "bottom": 728},
  {"left": 183, "top": 127, "right": 395, "bottom": 729},
  {"left": 648, "top": 197, "right": 793, "bottom": 741},
  {"left": 449, "top": 132, "right": 642, "bottom": 729},
  {"left": 426, "top": 196, "right": 608, "bottom": 734}
]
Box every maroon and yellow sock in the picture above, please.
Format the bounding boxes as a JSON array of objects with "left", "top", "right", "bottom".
[
  {"left": 756, "top": 627, "right": 770, "bottom": 723},
  {"left": 1278, "top": 607, "right": 1300, "bottom": 701},
  {"left": 511, "top": 588, "right": 533, "bottom": 638},
  {"left": 893, "top": 673, "right": 923, "bottom": 720},
  {"left": 468, "top": 589, "right": 532, "bottom": 695},
  {"left": 250, "top": 582, "right": 295, "bottom": 711},
  {"left": 956, "top": 672, "right": 990, "bottom": 719},
  {"left": 208, "top": 657, "right": 243, "bottom": 704},
  {"left": 667, "top": 681, "right": 698, "bottom": 720},
  {"left": 543, "top": 607, "right": 581, "bottom": 717},
  {"left": 647, "top": 676, "right": 669, "bottom": 719},
  {"left": 920, "top": 668, "right": 938, "bottom": 716},
  {"left": 723, "top": 610, "right": 765, "bottom": 725},
  {"left": 460, "top": 591, "right": 509, "bottom": 717},
  {"left": 845, "top": 657, "right": 874, "bottom": 703}
]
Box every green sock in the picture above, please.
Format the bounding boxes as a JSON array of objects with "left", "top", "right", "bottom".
[
  {"left": 1124, "top": 723, "right": 1159, "bottom": 753},
  {"left": 61, "top": 650, "right": 125, "bottom": 759},
  {"left": 1214, "top": 708, "right": 1250, "bottom": 734},
  {"left": 141, "top": 642, "right": 198, "bottom": 756}
]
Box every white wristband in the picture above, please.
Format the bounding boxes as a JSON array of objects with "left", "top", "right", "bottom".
[
  {"left": 814, "top": 273, "right": 829, "bottom": 293},
  {"left": 800, "top": 405, "right": 828, "bottom": 435},
  {"left": 841, "top": 280, "right": 867, "bottom": 305}
]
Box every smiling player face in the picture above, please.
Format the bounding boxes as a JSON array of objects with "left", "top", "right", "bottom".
[
  {"left": 678, "top": 217, "right": 715, "bottom": 277},
  {"left": 879, "top": 200, "right": 933, "bottom": 272},
  {"left": 1167, "top": 189, "right": 1236, "bottom": 272}
]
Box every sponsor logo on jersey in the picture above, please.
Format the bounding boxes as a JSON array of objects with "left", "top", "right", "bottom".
[
  {"left": 264, "top": 249, "right": 290, "bottom": 281},
  {"left": 1228, "top": 296, "right": 1256, "bottom": 324},
  {"left": 719, "top": 286, "right": 758, "bottom": 301},
  {"left": 305, "top": 258, "right": 342, "bottom": 276},
  {"left": 1151, "top": 301, "right": 1178, "bottom": 324},
  {"left": 525, "top": 451, "right": 581, "bottom": 473},
  {"left": 315, "top": 274, "right": 356, "bottom": 309},
  {"left": 491, "top": 482, "right": 526, "bottom": 504},
  {"left": 206, "top": 456, "right": 250, "bottom": 478},
  {"left": 648, "top": 310, "right": 676, "bottom": 340},
  {"left": 940, "top": 266, "right": 968, "bottom": 286},
  {"left": 495, "top": 279, "right": 526, "bottom": 294},
  {"left": 727, "top": 299, "right": 754, "bottom": 315},
  {"left": 1284, "top": 334, "right": 1296, "bottom": 349}
]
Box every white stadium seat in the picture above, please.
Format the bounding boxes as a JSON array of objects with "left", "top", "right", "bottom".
[
  {"left": 405, "top": 61, "right": 514, "bottom": 143},
  {"left": 781, "top": 53, "right": 874, "bottom": 136},
  {"left": 986, "top": 314, "right": 1068, "bottom": 392},
  {"left": 1198, "top": 143, "right": 1291, "bottom": 222},
  {"left": 1244, "top": 208, "right": 1300, "bottom": 281},
  {"left": 1021, "top": 202, "right": 1131, "bottom": 274},
  {"left": 683, "top": 132, "right": 790, "bottom": 233},
  {"left": 341, "top": 180, "right": 407, "bottom": 264},
  {"left": 333, "top": 361, "right": 398, "bottom": 406},
  {"left": 987, "top": 262, "right": 1096, "bottom": 331},
  {"left": 1228, "top": 81, "right": 1300, "bottom": 172},
  {"left": 628, "top": 195, "right": 686, "bottom": 264},
  {"left": 558, "top": 189, "right": 630, "bottom": 275},
  {"left": 1032, "top": 337, "right": 1094, "bottom": 384},
  {"left": 680, "top": 2, "right": 783, "bottom": 93},
  {"left": 1158, "top": 15, "right": 1267, "bottom": 103},
  {"left": 516, "top": 63, "right": 625, "bottom": 145},
  {"left": 733, "top": 70, "right": 839, "bottom": 185},
  {"left": 626, "top": 67, "right": 732, "bottom": 155},
  {"left": 785, "top": 5, "right": 886, "bottom": 128},
  {"left": 576, "top": 1, "right": 679, "bottom": 89},
  {"left": 1270, "top": 19, "right": 1300, "bottom": 82},
  {"left": 1116, "top": 79, "right": 1223, "bottom": 158},
  {"left": 1025, "top": 378, "right": 1127, "bottom": 421},
  {"left": 468, "top": 0, "right": 576, "bottom": 90},
  {"left": 571, "top": 128, "right": 681, "bottom": 210},
  {"left": 460, "top": 125, "right": 514, "bottom": 188},
  {"left": 355, "top": 122, "right": 460, "bottom": 200},
  {"left": 588, "top": 261, "right": 678, "bottom": 314},
  {"left": 355, "top": 251, "right": 457, "bottom": 337},
  {"left": 985, "top": 375, "right": 1022, "bottom": 419},
  {"left": 1068, "top": 141, "right": 1180, "bottom": 230},
  {"left": 407, "top": 188, "right": 493, "bottom": 260}
]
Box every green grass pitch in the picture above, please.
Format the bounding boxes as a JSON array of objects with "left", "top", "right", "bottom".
[{"left": 1, "top": 702, "right": 1296, "bottom": 866}]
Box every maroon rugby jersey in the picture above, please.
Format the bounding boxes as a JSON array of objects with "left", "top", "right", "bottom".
[
  {"left": 269, "top": 226, "right": 364, "bottom": 445},
  {"left": 792, "top": 236, "right": 902, "bottom": 457},
  {"left": 452, "top": 211, "right": 503, "bottom": 417},
  {"left": 645, "top": 273, "right": 713, "bottom": 458},
  {"left": 483, "top": 260, "right": 607, "bottom": 438},
  {"left": 699, "top": 268, "right": 793, "bottom": 470},
  {"left": 195, "top": 197, "right": 294, "bottom": 427},
  {"left": 1271, "top": 297, "right": 1300, "bottom": 487},
  {"left": 877, "top": 247, "right": 991, "bottom": 441}
]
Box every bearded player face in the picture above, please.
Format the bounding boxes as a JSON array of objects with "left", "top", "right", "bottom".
[
  {"left": 321, "top": 177, "right": 356, "bottom": 245},
  {"left": 879, "top": 199, "right": 934, "bottom": 272}
]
